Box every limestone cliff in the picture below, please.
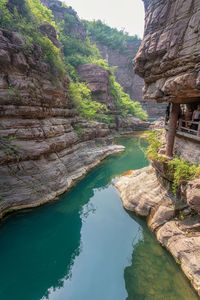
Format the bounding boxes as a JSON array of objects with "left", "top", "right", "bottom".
[
  {"left": 77, "top": 63, "right": 149, "bottom": 131},
  {"left": 42, "top": 0, "right": 166, "bottom": 119},
  {"left": 0, "top": 28, "right": 124, "bottom": 217},
  {"left": 41, "top": 0, "right": 86, "bottom": 41},
  {"left": 94, "top": 39, "right": 167, "bottom": 119},
  {"left": 41, "top": 0, "right": 149, "bottom": 128},
  {"left": 0, "top": 0, "right": 150, "bottom": 217},
  {"left": 134, "top": 0, "right": 200, "bottom": 104}
]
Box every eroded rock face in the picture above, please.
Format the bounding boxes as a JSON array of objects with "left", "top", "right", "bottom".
[
  {"left": 186, "top": 178, "right": 200, "bottom": 214},
  {"left": 41, "top": 0, "right": 86, "bottom": 41},
  {"left": 77, "top": 64, "right": 114, "bottom": 108},
  {"left": 95, "top": 40, "right": 167, "bottom": 119},
  {"left": 96, "top": 40, "right": 143, "bottom": 101},
  {"left": 77, "top": 63, "right": 149, "bottom": 131},
  {"left": 115, "top": 166, "right": 200, "bottom": 296},
  {"left": 134, "top": 0, "right": 200, "bottom": 103},
  {"left": 174, "top": 135, "right": 200, "bottom": 165},
  {"left": 42, "top": 0, "right": 167, "bottom": 119},
  {"left": 0, "top": 28, "right": 125, "bottom": 217}
]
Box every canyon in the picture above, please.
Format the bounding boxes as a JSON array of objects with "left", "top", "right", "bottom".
[{"left": 0, "top": 0, "right": 150, "bottom": 217}]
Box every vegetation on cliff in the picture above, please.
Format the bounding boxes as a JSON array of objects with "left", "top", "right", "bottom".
[
  {"left": 0, "top": 0, "right": 64, "bottom": 75},
  {"left": 109, "top": 74, "right": 147, "bottom": 121},
  {"left": 0, "top": 0, "right": 147, "bottom": 123},
  {"left": 146, "top": 130, "right": 200, "bottom": 193},
  {"left": 83, "top": 20, "right": 140, "bottom": 53},
  {"left": 69, "top": 82, "right": 109, "bottom": 121},
  {"left": 49, "top": 1, "right": 147, "bottom": 122}
]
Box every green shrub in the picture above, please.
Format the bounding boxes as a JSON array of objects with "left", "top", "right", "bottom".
[
  {"left": 0, "top": 0, "right": 64, "bottom": 76},
  {"left": 109, "top": 74, "right": 148, "bottom": 120},
  {"left": 60, "top": 33, "right": 101, "bottom": 67},
  {"left": 145, "top": 130, "right": 200, "bottom": 193},
  {"left": 65, "top": 61, "right": 80, "bottom": 82},
  {"left": 64, "top": 12, "right": 76, "bottom": 25},
  {"left": 69, "top": 82, "right": 108, "bottom": 120},
  {"left": 37, "top": 36, "right": 65, "bottom": 75},
  {"left": 0, "top": 0, "right": 12, "bottom": 28},
  {"left": 168, "top": 158, "right": 200, "bottom": 194},
  {"left": 145, "top": 130, "right": 162, "bottom": 160},
  {"left": 25, "top": 0, "right": 55, "bottom": 26},
  {"left": 83, "top": 20, "right": 140, "bottom": 52}
]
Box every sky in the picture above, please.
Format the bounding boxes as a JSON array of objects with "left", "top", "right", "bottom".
[{"left": 64, "top": 0, "right": 145, "bottom": 38}]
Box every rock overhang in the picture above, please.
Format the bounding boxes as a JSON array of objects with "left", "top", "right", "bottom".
[{"left": 134, "top": 0, "right": 200, "bottom": 104}]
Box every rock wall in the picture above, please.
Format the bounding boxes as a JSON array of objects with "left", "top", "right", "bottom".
[
  {"left": 134, "top": 0, "right": 200, "bottom": 104},
  {"left": 174, "top": 135, "right": 200, "bottom": 165},
  {"left": 95, "top": 40, "right": 167, "bottom": 119},
  {"left": 41, "top": 0, "right": 86, "bottom": 41},
  {"left": 157, "top": 131, "right": 200, "bottom": 165},
  {"left": 0, "top": 28, "right": 124, "bottom": 217},
  {"left": 77, "top": 63, "right": 149, "bottom": 130},
  {"left": 95, "top": 40, "right": 143, "bottom": 101},
  {"left": 42, "top": 0, "right": 167, "bottom": 119}
]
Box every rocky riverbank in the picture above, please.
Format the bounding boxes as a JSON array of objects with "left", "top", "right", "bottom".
[
  {"left": 1, "top": 136, "right": 124, "bottom": 219},
  {"left": 115, "top": 165, "right": 200, "bottom": 296}
]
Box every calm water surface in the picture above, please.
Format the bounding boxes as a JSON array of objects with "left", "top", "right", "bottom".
[{"left": 0, "top": 135, "right": 198, "bottom": 300}]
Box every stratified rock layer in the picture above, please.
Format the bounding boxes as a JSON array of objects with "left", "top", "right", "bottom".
[
  {"left": 115, "top": 166, "right": 200, "bottom": 296},
  {"left": 77, "top": 63, "right": 149, "bottom": 131},
  {"left": 0, "top": 28, "right": 125, "bottom": 217},
  {"left": 95, "top": 40, "right": 167, "bottom": 119},
  {"left": 134, "top": 0, "right": 200, "bottom": 103},
  {"left": 41, "top": 0, "right": 86, "bottom": 41},
  {"left": 42, "top": 0, "right": 167, "bottom": 119}
]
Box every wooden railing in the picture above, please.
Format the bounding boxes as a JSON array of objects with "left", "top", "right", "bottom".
[{"left": 178, "top": 119, "right": 200, "bottom": 137}]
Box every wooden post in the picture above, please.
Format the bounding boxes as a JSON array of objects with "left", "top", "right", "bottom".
[{"left": 166, "top": 103, "right": 180, "bottom": 157}]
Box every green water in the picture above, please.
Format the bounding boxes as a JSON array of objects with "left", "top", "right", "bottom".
[{"left": 0, "top": 135, "right": 198, "bottom": 300}]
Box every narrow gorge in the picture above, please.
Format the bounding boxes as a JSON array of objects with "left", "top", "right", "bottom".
[
  {"left": 0, "top": 0, "right": 200, "bottom": 299},
  {"left": 0, "top": 0, "right": 150, "bottom": 217}
]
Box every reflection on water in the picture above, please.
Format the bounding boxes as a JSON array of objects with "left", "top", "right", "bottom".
[
  {"left": 124, "top": 214, "right": 199, "bottom": 300},
  {"left": 0, "top": 135, "right": 198, "bottom": 300}
]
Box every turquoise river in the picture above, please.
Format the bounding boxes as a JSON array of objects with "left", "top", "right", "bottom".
[{"left": 0, "top": 134, "right": 198, "bottom": 300}]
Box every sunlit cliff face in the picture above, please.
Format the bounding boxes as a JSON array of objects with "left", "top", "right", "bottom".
[{"left": 134, "top": 0, "right": 200, "bottom": 104}]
